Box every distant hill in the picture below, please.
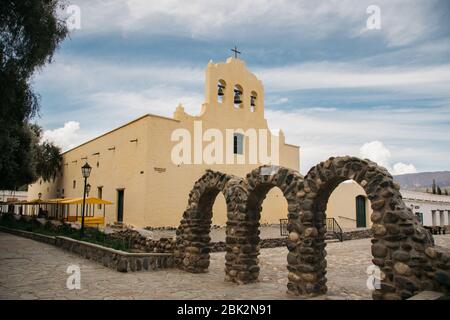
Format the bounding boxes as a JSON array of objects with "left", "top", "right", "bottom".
[{"left": 393, "top": 171, "right": 450, "bottom": 192}]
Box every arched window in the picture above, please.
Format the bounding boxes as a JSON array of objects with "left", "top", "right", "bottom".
[
  {"left": 355, "top": 195, "right": 366, "bottom": 228},
  {"left": 233, "top": 133, "right": 243, "bottom": 154},
  {"left": 250, "top": 91, "right": 257, "bottom": 112},
  {"left": 217, "top": 79, "right": 226, "bottom": 104},
  {"left": 233, "top": 84, "right": 243, "bottom": 109}
]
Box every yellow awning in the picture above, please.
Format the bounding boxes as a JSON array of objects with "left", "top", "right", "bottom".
[
  {"left": 59, "top": 197, "right": 113, "bottom": 205},
  {"left": 47, "top": 198, "right": 74, "bottom": 203}
]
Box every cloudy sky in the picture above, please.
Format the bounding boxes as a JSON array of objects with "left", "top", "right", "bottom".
[{"left": 35, "top": 0, "right": 450, "bottom": 174}]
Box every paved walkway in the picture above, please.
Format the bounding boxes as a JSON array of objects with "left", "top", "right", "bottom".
[{"left": 1, "top": 231, "right": 449, "bottom": 300}]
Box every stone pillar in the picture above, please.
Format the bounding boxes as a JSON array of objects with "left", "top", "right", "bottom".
[{"left": 179, "top": 217, "right": 212, "bottom": 273}]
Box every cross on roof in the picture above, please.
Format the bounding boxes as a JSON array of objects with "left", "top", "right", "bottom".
[{"left": 231, "top": 46, "right": 241, "bottom": 58}]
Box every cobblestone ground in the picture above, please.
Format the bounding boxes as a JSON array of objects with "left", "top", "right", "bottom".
[{"left": 1, "top": 231, "right": 449, "bottom": 300}]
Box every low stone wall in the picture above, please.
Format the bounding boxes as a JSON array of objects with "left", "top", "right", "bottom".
[
  {"left": 210, "top": 238, "right": 287, "bottom": 252},
  {"left": 342, "top": 228, "right": 373, "bottom": 241},
  {"left": 108, "top": 229, "right": 176, "bottom": 253},
  {"left": 55, "top": 236, "right": 174, "bottom": 272},
  {"left": 0, "top": 225, "right": 174, "bottom": 273}
]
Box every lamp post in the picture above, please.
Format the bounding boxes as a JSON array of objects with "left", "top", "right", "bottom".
[
  {"left": 80, "top": 162, "right": 92, "bottom": 238},
  {"left": 37, "top": 192, "right": 42, "bottom": 216}
]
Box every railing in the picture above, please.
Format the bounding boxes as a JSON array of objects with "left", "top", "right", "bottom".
[
  {"left": 279, "top": 217, "right": 344, "bottom": 242},
  {"left": 280, "top": 219, "right": 288, "bottom": 236},
  {"left": 326, "top": 217, "right": 343, "bottom": 242}
]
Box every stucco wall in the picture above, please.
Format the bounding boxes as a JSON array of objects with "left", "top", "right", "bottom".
[{"left": 326, "top": 180, "right": 373, "bottom": 230}]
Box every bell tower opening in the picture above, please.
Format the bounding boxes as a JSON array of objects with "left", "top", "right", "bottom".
[
  {"left": 217, "top": 79, "right": 226, "bottom": 104},
  {"left": 233, "top": 84, "right": 243, "bottom": 109}
]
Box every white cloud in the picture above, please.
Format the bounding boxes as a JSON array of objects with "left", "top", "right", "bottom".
[
  {"left": 70, "top": 0, "right": 440, "bottom": 47},
  {"left": 359, "top": 141, "right": 391, "bottom": 168},
  {"left": 257, "top": 62, "right": 450, "bottom": 93},
  {"left": 392, "top": 162, "right": 417, "bottom": 175},
  {"left": 42, "top": 121, "right": 82, "bottom": 151},
  {"left": 359, "top": 140, "right": 417, "bottom": 175}
]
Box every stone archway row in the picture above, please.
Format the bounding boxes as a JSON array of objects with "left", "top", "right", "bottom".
[{"left": 175, "top": 157, "right": 450, "bottom": 300}]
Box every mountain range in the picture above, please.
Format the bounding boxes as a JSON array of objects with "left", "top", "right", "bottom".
[{"left": 393, "top": 171, "right": 450, "bottom": 192}]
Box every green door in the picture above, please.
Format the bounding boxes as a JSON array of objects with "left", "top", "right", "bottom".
[
  {"left": 356, "top": 195, "right": 366, "bottom": 228},
  {"left": 117, "top": 189, "right": 124, "bottom": 223}
]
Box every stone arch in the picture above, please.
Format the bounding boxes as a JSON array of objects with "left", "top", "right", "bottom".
[
  {"left": 174, "top": 170, "right": 244, "bottom": 273},
  {"left": 224, "top": 165, "right": 305, "bottom": 285},
  {"left": 295, "top": 156, "right": 434, "bottom": 299}
]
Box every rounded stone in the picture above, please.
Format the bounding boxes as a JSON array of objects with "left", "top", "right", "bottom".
[
  {"left": 372, "top": 244, "right": 388, "bottom": 258},
  {"left": 288, "top": 232, "right": 300, "bottom": 242},
  {"left": 304, "top": 227, "right": 318, "bottom": 238},
  {"left": 300, "top": 272, "right": 316, "bottom": 282},
  {"left": 288, "top": 272, "right": 301, "bottom": 282},
  {"left": 392, "top": 250, "right": 410, "bottom": 262},
  {"left": 287, "top": 252, "right": 299, "bottom": 265},
  {"left": 393, "top": 262, "right": 411, "bottom": 276},
  {"left": 372, "top": 224, "right": 387, "bottom": 236},
  {"left": 371, "top": 199, "right": 386, "bottom": 210},
  {"left": 424, "top": 247, "right": 437, "bottom": 259},
  {"left": 371, "top": 211, "right": 383, "bottom": 223}
]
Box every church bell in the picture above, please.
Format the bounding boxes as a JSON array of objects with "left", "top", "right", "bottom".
[
  {"left": 234, "top": 89, "right": 242, "bottom": 104},
  {"left": 217, "top": 84, "right": 224, "bottom": 96}
]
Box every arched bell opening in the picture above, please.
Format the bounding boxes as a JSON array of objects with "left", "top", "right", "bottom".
[
  {"left": 233, "top": 84, "right": 243, "bottom": 109},
  {"left": 250, "top": 91, "right": 257, "bottom": 112},
  {"left": 217, "top": 79, "right": 226, "bottom": 104}
]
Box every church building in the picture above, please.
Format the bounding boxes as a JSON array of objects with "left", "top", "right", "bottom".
[{"left": 28, "top": 56, "right": 300, "bottom": 227}]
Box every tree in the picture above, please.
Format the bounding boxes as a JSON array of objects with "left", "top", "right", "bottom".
[
  {"left": 445, "top": 189, "right": 449, "bottom": 196},
  {"left": 35, "top": 141, "right": 62, "bottom": 182},
  {"left": 437, "top": 185, "right": 442, "bottom": 195},
  {"left": 0, "top": 1, "right": 68, "bottom": 189},
  {"left": 432, "top": 179, "right": 437, "bottom": 194}
]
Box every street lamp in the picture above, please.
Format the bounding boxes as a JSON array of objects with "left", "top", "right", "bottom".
[
  {"left": 80, "top": 162, "right": 92, "bottom": 238},
  {"left": 37, "top": 192, "right": 42, "bottom": 216}
]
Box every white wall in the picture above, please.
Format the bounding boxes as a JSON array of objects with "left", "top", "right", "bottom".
[{"left": 403, "top": 199, "right": 450, "bottom": 227}]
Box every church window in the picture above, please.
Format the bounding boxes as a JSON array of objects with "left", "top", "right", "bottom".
[
  {"left": 217, "top": 80, "right": 226, "bottom": 103},
  {"left": 233, "top": 85, "right": 243, "bottom": 109},
  {"left": 233, "top": 133, "right": 243, "bottom": 154},
  {"left": 73, "top": 180, "right": 76, "bottom": 189}
]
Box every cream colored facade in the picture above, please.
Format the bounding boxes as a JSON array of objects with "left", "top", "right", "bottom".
[{"left": 28, "top": 57, "right": 299, "bottom": 227}]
